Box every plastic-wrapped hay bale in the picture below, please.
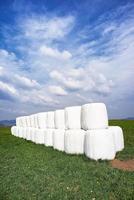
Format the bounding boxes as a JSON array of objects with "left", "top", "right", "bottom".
[
  {"left": 53, "top": 129, "right": 65, "bottom": 151},
  {"left": 14, "top": 126, "right": 19, "bottom": 137},
  {"left": 11, "top": 126, "right": 17, "bottom": 136},
  {"left": 81, "top": 103, "right": 108, "bottom": 130},
  {"left": 16, "top": 118, "right": 20, "bottom": 127},
  {"left": 85, "top": 129, "right": 116, "bottom": 160},
  {"left": 44, "top": 129, "right": 54, "bottom": 146},
  {"left": 16, "top": 117, "right": 22, "bottom": 127},
  {"left": 109, "top": 126, "right": 124, "bottom": 152},
  {"left": 44, "top": 112, "right": 55, "bottom": 146},
  {"left": 54, "top": 109, "right": 65, "bottom": 129},
  {"left": 34, "top": 114, "right": 39, "bottom": 128},
  {"left": 53, "top": 109, "right": 65, "bottom": 151},
  {"left": 65, "top": 106, "right": 81, "bottom": 129},
  {"left": 47, "top": 111, "right": 55, "bottom": 128},
  {"left": 17, "top": 127, "right": 23, "bottom": 138},
  {"left": 38, "top": 112, "right": 47, "bottom": 129},
  {"left": 26, "top": 127, "right": 32, "bottom": 140},
  {"left": 22, "top": 127, "right": 27, "bottom": 139},
  {"left": 35, "top": 129, "right": 45, "bottom": 144},
  {"left": 21, "top": 116, "right": 27, "bottom": 127},
  {"left": 30, "top": 115, "right": 35, "bottom": 128},
  {"left": 64, "top": 130, "right": 85, "bottom": 154},
  {"left": 25, "top": 116, "right": 31, "bottom": 127},
  {"left": 30, "top": 128, "right": 37, "bottom": 142}
]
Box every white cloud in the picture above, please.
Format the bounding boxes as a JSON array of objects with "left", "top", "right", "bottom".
[
  {"left": 20, "top": 15, "right": 74, "bottom": 41},
  {"left": 40, "top": 46, "right": 72, "bottom": 60},
  {"left": 49, "top": 68, "right": 113, "bottom": 95},
  {"left": 0, "top": 81, "right": 18, "bottom": 97},
  {"left": 48, "top": 85, "right": 67, "bottom": 96},
  {"left": 0, "top": 66, "right": 4, "bottom": 76},
  {"left": 14, "top": 74, "right": 40, "bottom": 88}
]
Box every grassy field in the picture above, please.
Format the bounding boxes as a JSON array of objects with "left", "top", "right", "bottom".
[{"left": 0, "top": 120, "right": 134, "bottom": 200}]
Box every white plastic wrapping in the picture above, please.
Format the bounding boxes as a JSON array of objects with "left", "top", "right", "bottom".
[
  {"left": 16, "top": 118, "right": 20, "bottom": 127},
  {"left": 14, "top": 126, "right": 19, "bottom": 137},
  {"left": 81, "top": 103, "right": 108, "bottom": 130},
  {"left": 47, "top": 112, "right": 55, "bottom": 128},
  {"left": 44, "top": 129, "right": 54, "bottom": 146},
  {"left": 34, "top": 114, "right": 39, "bottom": 128},
  {"left": 18, "top": 127, "right": 23, "bottom": 138},
  {"left": 21, "top": 116, "right": 27, "bottom": 127},
  {"left": 85, "top": 129, "right": 115, "bottom": 160},
  {"left": 26, "top": 116, "right": 31, "bottom": 127},
  {"left": 35, "top": 129, "right": 46, "bottom": 144},
  {"left": 30, "top": 115, "right": 35, "bottom": 128},
  {"left": 30, "top": 128, "right": 37, "bottom": 142},
  {"left": 109, "top": 126, "right": 124, "bottom": 152},
  {"left": 53, "top": 129, "right": 65, "bottom": 151},
  {"left": 64, "top": 130, "right": 85, "bottom": 154},
  {"left": 22, "top": 127, "right": 27, "bottom": 139},
  {"left": 37, "top": 112, "right": 47, "bottom": 129},
  {"left": 17, "top": 117, "right": 22, "bottom": 127},
  {"left": 54, "top": 110, "right": 65, "bottom": 129},
  {"left": 26, "top": 127, "right": 32, "bottom": 140},
  {"left": 11, "top": 126, "right": 17, "bottom": 136},
  {"left": 65, "top": 106, "right": 81, "bottom": 129}
]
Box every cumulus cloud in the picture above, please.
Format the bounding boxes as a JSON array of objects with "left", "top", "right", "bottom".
[
  {"left": 20, "top": 15, "right": 75, "bottom": 41},
  {"left": 0, "top": 81, "right": 18, "bottom": 100},
  {"left": 14, "top": 74, "right": 40, "bottom": 88},
  {"left": 48, "top": 85, "right": 68, "bottom": 96},
  {"left": 40, "top": 46, "right": 72, "bottom": 60},
  {"left": 49, "top": 68, "right": 113, "bottom": 95}
]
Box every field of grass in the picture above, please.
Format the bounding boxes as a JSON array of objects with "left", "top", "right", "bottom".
[{"left": 0, "top": 120, "right": 134, "bottom": 200}]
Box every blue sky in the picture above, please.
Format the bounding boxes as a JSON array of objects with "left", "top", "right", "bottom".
[{"left": 0, "top": 0, "right": 134, "bottom": 120}]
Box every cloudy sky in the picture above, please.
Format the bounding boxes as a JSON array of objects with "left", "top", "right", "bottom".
[{"left": 0, "top": 0, "right": 134, "bottom": 120}]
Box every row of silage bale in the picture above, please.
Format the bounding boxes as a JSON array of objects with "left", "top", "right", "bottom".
[{"left": 11, "top": 103, "right": 124, "bottom": 160}]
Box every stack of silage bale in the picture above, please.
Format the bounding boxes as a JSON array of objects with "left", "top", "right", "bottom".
[{"left": 11, "top": 103, "right": 124, "bottom": 160}]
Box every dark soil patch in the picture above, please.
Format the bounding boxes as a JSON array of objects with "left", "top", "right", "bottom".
[{"left": 110, "top": 159, "right": 134, "bottom": 171}]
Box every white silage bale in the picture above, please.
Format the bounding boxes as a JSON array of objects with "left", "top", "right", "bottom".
[
  {"left": 18, "top": 127, "right": 24, "bottom": 138},
  {"left": 37, "top": 112, "right": 47, "bottom": 129},
  {"left": 17, "top": 117, "right": 22, "bottom": 127},
  {"left": 26, "top": 116, "right": 31, "bottom": 127},
  {"left": 35, "top": 129, "right": 45, "bottom": 144},
  {"left": 16, "top": 118, "right": 20, "bottom": 126},
  {"left": 109, "top": 126, "right": 124, "bottom": 152},
  {"left": 54, "top": 109, "right": 65, "bottom": 129},
  {"left": 44, "top": 129, "right": 54, "bottom": 146},
  {"left": 64, "top": 130, "right": 85, "bottom": 154},
  {"left": 26, "top": 127, "right": 31, "bottom": 140},
  {"left": 53, "top": 129, "right": 65, "bottom": 151},
  {"left": 65, "top": 106, "right": 81, "bottom": 129},
  {"left": 20, "top": 116, "right": 26, "bottom": 127},
  {"left": 81, "top": 103, "right": 108, "bottom": 130},
  {"left": 14, "top": 126, "right": 19, "bottom": 137},
  {"left": 85, "top": 129, "right": 116, "bottom": 160},
  {"left": 34, "top": 114, "right": 39, "bottom": 128},
  {"left": 47, "top": 112, "right": 55, "bottom": 128},
  {"left": 22, "top": 127, "right": 27, "bottom": 139},
  {"left": 30, "top": 115, "right": 35, "bottom": 128},
  {"left": 31, "top": 128, "right": 37, "bottom": 143},
  {"left": 11, "top": 126, "right": 16, "bottom": 136}
]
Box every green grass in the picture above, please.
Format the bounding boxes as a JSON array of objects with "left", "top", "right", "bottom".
[{"left": 0, "top": 120, "right": 134, "bottom": 200}]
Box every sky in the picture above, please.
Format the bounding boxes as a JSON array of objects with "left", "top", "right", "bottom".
[{"left": 0, "top": 0, "right": 134, "bottom": 120}]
